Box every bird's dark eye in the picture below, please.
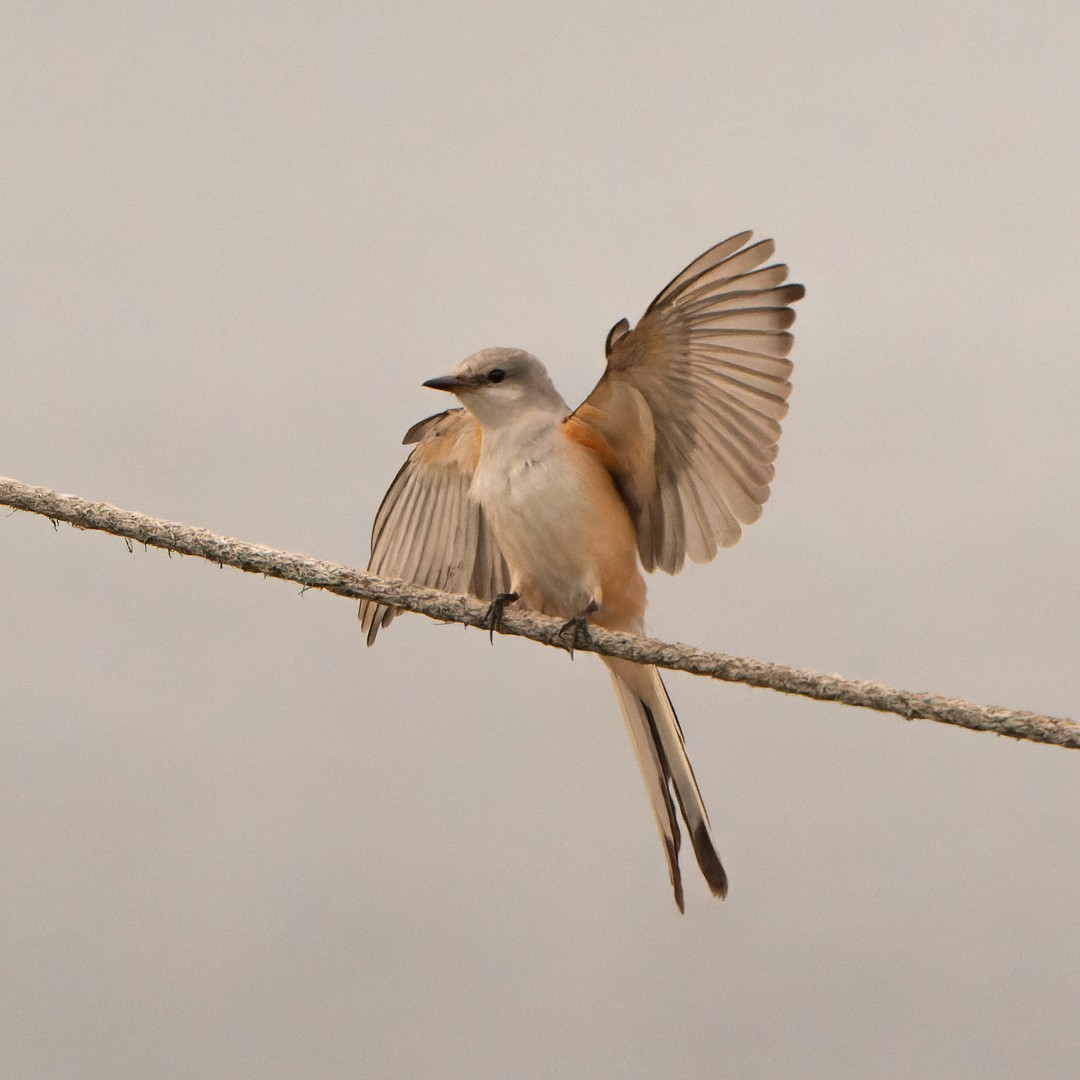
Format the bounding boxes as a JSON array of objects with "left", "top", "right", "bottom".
[{"left": 488, "top": 368, "right": 506, "bottom": 383}]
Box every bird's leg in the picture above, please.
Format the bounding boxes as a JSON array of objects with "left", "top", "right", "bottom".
[
  {"left": 559, "top": 600, "right": 598, "bottom": 660},
  {"left": 483, "top": 592, "right": 519, "bottom": 644}
]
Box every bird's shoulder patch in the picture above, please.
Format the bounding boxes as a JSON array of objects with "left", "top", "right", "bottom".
[{"left": 562, "top": 410, "right": 621, "bottom": 477}]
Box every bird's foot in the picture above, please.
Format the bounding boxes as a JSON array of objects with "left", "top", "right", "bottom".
[
  {"left": 483, "top": 592, "right": 519, "bottom": 644},
  {"left": 559, "top": 601, "right": 598, "bottom": 659}
]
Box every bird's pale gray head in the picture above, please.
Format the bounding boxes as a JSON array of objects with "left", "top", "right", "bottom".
[{"left": 423, "top": 347, "right": 567, "bottom": 427}]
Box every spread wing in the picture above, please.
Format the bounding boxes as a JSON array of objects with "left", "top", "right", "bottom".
[
  {"left": 360, "top": 408, "right": 511, "bottom": 645},
  {"left": 573, "top": 230, "right": 804, "bottom": 574}
]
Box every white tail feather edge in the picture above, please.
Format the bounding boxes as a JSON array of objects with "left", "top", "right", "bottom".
[{"left": 604, "top": 656, "right": 728, "bottom": 909}]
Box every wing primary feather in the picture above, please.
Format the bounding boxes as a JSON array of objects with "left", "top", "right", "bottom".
[
  {"left": 660, "top": 429, "right": 766, "bottom": 538},
  {"left": 426, "top": 479, "right": 458, "bottom": 591},
  {"left": 662, "top": 365, "right": 790, "bottom": 421},
  {"left": 655, "top": 238, "right": 777, "bottom": 312},
  {"left": 696, "top": 388, "right": 785, "bottom": 449},
  {"left": 686, "top": 307, "right": 797, "bottom": 332},
  {"left": 676, "top": 265, "right": 794, "bottom": 304},
  {"left": 687, "top": 328, "right": 795, "bottom": 358},
  {"left": 646, "top": 231, "right": 755, "bottom": 314},
  {"left": 678, "top": 280, "right": 804, "bottom": 313},
  {"left": 690, "top": 343, "right": 794, "bottom": 381},
  {"left": 369, "top": 460, "right": 414, "bottom": 552},
  {"left": 395, "top": 480, "right": 439, "bottom": 586}
]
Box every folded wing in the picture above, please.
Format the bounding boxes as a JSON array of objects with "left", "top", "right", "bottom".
[
  {"left": 360, "top": 408, "right": 511, "bottom": 645},
  {"left": 573, "top": 231, "right": 804, "bottom": 574}
]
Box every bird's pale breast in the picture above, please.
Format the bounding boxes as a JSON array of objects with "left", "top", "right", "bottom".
[{"left": 472, "top": 421, "right": 644, "bottom": 627}]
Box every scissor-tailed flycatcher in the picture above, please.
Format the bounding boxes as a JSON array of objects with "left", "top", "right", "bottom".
[{"left": 361, "top": 231, "right": 803, "bottom": 909}]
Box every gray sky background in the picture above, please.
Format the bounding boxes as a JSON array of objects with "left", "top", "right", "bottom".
[{"left": 3, "top": 3, "right": 1079, "bottom": 1077}]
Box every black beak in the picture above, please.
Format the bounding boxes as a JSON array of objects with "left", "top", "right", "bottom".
[{"left": 423, "top": 375, "right": 468, "bottom": 392}]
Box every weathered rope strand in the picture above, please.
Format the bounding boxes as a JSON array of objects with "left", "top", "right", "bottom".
[{"left": 2, "top": 476, "right": 1076, "bottom": 750}]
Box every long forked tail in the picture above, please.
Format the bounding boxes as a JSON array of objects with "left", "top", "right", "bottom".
[{"left": 603, "top": 656, "right": 728, "bottom": 911}]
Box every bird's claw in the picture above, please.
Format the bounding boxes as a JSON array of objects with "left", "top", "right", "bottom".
[
  {"left": 559, "top": 602, "right": 597, "bottom": 659},
  {"left": 483, "top": 592, "right": 519, "bottom": 643}
]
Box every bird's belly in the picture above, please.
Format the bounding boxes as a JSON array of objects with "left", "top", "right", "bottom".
[{"left": 474, "top": 447, "right": 642, "bottom": 623}]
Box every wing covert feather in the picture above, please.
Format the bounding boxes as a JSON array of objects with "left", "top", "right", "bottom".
[
  {"left": 360, "top": 408, "right": 510, "bottom": 644},
  {"left": 577, "top": 231, "right": 804, "bottom": 573}
]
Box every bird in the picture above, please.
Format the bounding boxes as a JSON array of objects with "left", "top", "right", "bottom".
[{"left": 360, "top": 231, "right": 803, "bottom": 910}]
